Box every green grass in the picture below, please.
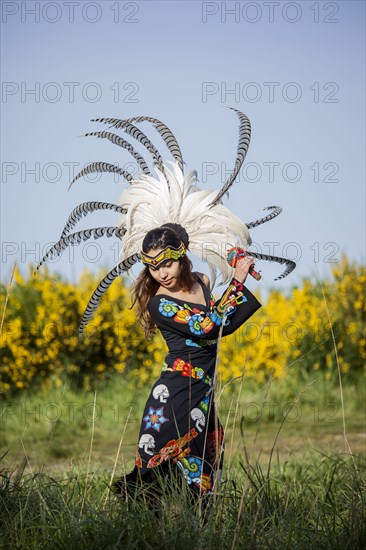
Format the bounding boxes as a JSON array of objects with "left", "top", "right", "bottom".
[
  {"left": 0, "top": 371, "right": 365, "bottom": 548},
  {"left": 0, "top": 454, "right": 365, "bottom": 549},
  {"left": 1, "top": 370, "right": 364, "bottom": 471}
]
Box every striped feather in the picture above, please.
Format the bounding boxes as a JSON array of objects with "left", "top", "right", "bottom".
[
  {"left": 246, "top": 206, "right": 283, "bottom": 229},
  {"left": 91, "top": 118, "right": 166, "bottom": 179},
  {"left": 78, "top": 254, "right": 139, "bottom": 336},
  {"left": 60, "top": 202, "right": 127, "bottom": 239},
  {"left": 80, "top": 131, "right": 151, "bottom": 175},
  {"left": 210, "top": 109, "right": 251, "bottom": 206},
  {"left": 123, "top": 116, "right": 184, "bottom": 171},
  {"left": 246, "top": 251, "right": 296, "bottom": 280},
  {"left": 68, "top": 162, "right": 133, "bottom": 190},
  {"left": 35, "top": 226, "right": 126, "bottom": 272}
]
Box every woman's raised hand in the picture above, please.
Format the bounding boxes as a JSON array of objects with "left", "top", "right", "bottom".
[{"left": 233, "top": 256, "right": 256, "bottom": 283}]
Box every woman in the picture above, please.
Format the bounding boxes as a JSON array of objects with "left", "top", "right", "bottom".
[
  {"left": 33, "top": 110, "right": 293, "bottom": 501},
  {"left": 113, "top": 223, "right": 261, "bottom": 500}
]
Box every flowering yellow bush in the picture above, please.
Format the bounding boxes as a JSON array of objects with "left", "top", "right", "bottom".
[
  {"left": 217, "top": 255, "right": 365, "bottom": 383},
  {"left": 0, "top": 264, "right": 165, "bottom": 395},
  {"left": 0, "top": 256, "right": 364, "bottom": 397}
]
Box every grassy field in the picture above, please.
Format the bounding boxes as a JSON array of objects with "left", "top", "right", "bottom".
[
  {"left": 1, "top": 370, "right": 365, "bottom": 471},
  {"left": 1, "top": 370, "right": 365, "bottom": 548},
  {"left": 1, "top": 454, "right": 365, "bottom": 549}
]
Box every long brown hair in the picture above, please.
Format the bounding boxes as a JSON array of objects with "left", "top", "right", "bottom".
[{"left": 130, "top": 225, "right": 195, "bottom": 337}]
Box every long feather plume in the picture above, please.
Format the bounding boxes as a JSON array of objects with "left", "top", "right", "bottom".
[
  {"left": 246, "top": 251, "right": 297, "bottom": 280},
  {"left": 35, "top": 226, "right": 126, "bottom": 272},
  {"left": 78, "top": 254, "right": 139, "bottom": 336},
  {"left": 68, "top": 162, "right": 134, "bottom": 191},
  {"left": 122, "top": 116, "right": 184, "bottom": 171},
  {"left": 60, "top": 202, "right": 127, "bottom": 239},
  {"left": 209, "top": 109, "right": 251, "bottom": 206},
  {"left": 79, "top": 131, "right": 151, "bottom": 175},
  {"left": 246, "top": 206, "right": 283, "bottom": 229},
  {"left": 91, "top": 118, "right": 167, "bottom": 180}
]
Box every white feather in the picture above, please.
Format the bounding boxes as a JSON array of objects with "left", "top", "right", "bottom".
[{"left": 117, "top": 161, "right": 251, "bottom": 286}]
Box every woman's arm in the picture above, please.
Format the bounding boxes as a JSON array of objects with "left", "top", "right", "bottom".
[
  {"left": 218, "top": 255, "right": 261, "bottom": 335},
  {"left": 149, "top": 273, "right": 261, "bottom": 340},
  {"left": 216, "top": 277, "right": 261, "bottom": 336}
]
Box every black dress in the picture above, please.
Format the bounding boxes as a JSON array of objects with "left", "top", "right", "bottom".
[{"left": 118, "top": 276, "right": 261, "bottom": 497}]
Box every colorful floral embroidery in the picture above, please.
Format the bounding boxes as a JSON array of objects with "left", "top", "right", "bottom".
[
  {"left": 143, "top": 406, "right": 169, "bottom": 432},
  {"left": 199, "top": 473, "right": 213, "bottom": 493},
  {"left": 178, "top": 456, "right": 203, "bottom": 483},
  {"left": 158, "top": 279, "right": 247, "bottom": 336},
  {"left": 176, "top": 457, "right": 213, "bottom": 494},
  {"left": 186, "top": 338, "right": 218, "bottom": 348},
  {"left": 135, "top": 450, "right": 142, "bottom": 468},
  {"left": 158, "top": 299, "right": 180, "bottom": 317},
  {"left": 146, "top": 428, "right": 198, "bottom": 468},
  {"left": 174, "top": 309, "right": 192, "bottom": 323},
  {"left": 216, "top": 282, "right": 247, "bottom": 315},
  {"left": 163, "top": 358, "right": 212, "bottom": 386},
  {"left": 198, "top": 395, "right": 210, "bottom": 413},
  {"left": 188, "top": 314, "right": 206, "bottom": 335},
  {"left": 158, "top": 299, "right": 219, "bottom": 336},
  {"left": 232, "top": 278, "right": 244, "bottom": 292},
  {"left": 209, "top": 309, "right": 223, "bottom": 325}
]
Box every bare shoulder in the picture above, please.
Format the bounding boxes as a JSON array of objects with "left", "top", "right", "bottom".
[{"left": 194, "top": 271, "right": 211, "bottom": 290}]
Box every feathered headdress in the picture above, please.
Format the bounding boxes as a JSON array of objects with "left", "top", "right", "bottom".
[{"left": 35, "top": 109, "right": 296, "bottom": 335}]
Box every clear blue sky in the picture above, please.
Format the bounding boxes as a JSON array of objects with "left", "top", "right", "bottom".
[{"left": 1, "top": 0, "right": 365, "bottom": 297}]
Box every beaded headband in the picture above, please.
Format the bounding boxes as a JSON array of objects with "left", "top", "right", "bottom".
[{"left": 140, "top": 243, "right": 186, "bottom": 269}]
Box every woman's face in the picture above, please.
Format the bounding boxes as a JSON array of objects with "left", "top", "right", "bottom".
[{"left": 147, "top": 248, "right": 182, "bottom": 290}]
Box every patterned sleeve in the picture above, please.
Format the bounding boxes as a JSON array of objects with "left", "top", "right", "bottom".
[
  {"left": 148, "top": 278, "right": 261, "bottom": 340},
  {"left": 216, "top": 278, "right": 261, "bottom": 336}
]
